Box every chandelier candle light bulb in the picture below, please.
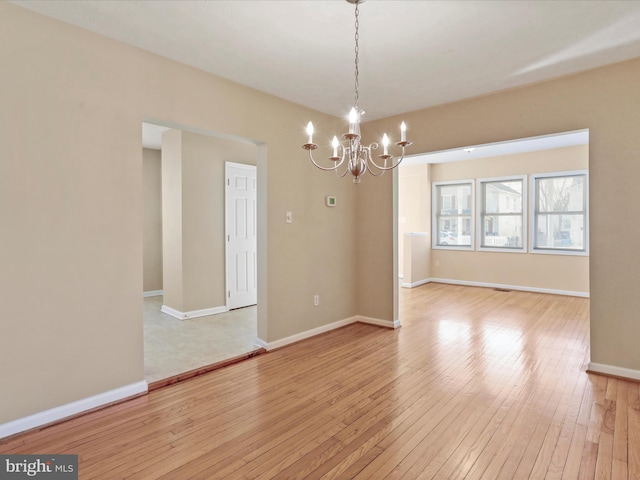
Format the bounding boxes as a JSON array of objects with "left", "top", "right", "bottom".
[
  {"left": 382, "top": 134, "right": 389, "bottom": 155},
  {"left": 348, "top": 108, "right": 358, "bottom": 135},
  {"left": 301, "top": 0, "right": 412, "bottom": 183},
  {"left": 306, "top": 122, "right": 314, "bottom": 144}
]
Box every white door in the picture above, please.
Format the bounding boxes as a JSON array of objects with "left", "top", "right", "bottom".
[{"left": 225, "top": 162, "right": 257, "bottom": 310}]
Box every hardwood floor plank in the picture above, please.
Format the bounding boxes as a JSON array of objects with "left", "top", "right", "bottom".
[
  {"left": 4, "top": 284, "right": 635, "bottom": 480},
  {"left": 385, "top": 340, "right": 531, "bottom": 480},
  {"left": 611, "top": 379, "right": 628, "bottom": 480},
  {"left": 460, "top": 315, "right": 576, "bottom": 478},
  {"left": 538, "top": 371, "right": 590, "bottom": 479},
  {"left": 587, "top": 374, "right": 609, "bottom": 445},
  {"left": 348, "top": 345, "right": 500, "bottom": 479},
  {"left": 579, "top": 440, "right": 599, "bottom": 480},
  {"left": 502, "top": 365, "right": 581, "bottom": 479},
  {"left": 595, "top": 431, "right": 614, "bottom": 480},
  {"left": 320, "top": 445, "right": 384, "bottom": 480},
  {"left": 475, "top": 349, "right": 573, "bottom": 479},
  {"left": 428, "top": 367, "right": 528, "bottom": 479},
  {"left": 562, "top": 424, "right": 588, "bottom": 480},
  {"left": 628, "top": 382, "right": 640, "bottom": 480}
]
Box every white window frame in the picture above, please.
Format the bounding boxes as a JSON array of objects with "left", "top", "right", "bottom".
[
  {"left": 529, "top": 170, "right": 589, "bottom": 256},
  {"left": 432, "top": 179, "right": 474, "bottom": 251},
  {"left": 476, "top": 175, "right": 527, "bottom": 253}
]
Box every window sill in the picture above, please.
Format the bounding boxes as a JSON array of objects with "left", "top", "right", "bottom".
[
  {"left": 432, "top": 245, "right": 474, "bottom": 251},
  {"left": 529, "top": 248, "right": 589, "bottom": 256},
  {"left": 477, "top": 247, "right": 526, "bottom": 254}
]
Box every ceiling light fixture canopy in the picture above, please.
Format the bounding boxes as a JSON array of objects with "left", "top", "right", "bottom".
[{"left": 302, "top": 0, "right": 412, "bottom": 184}]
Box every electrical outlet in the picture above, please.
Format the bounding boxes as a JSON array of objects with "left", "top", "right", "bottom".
[{"left": 313, "top": 294, "right": 320, "bottom": 306}]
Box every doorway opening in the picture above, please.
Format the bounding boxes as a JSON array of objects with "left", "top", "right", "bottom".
[
  {"left": 142, "top": 121, "right": 263, "bottom": 385},
  {"left": 396, "top": 129, "right": 590, "bottom": 323}
]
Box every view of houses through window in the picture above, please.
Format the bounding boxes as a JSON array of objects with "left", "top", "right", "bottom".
[
  {"left": 533, "top": 172, "right": 587, "bottom": 252},
  {"left": 433, "top": 170, "right": 588, "bottom": 254},
  {"left": 434, "top": 182, "right": 473, "bottom": 247},
  {"left": 479, "top": 176, "right": 525, "bottom": 250}
]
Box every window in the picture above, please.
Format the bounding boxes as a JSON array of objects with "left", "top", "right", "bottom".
[
  {"left": 433, "top": 181, "right": 474, "bottom": 249},
  {"left": 431, "top": 171, "right": 588, "bottom": 255},
  {"left": 531, "top": 171, "right": 588, "bottom": 254},
  {"left": 478, "top": 176, "right": 526, "bottom": 251}
]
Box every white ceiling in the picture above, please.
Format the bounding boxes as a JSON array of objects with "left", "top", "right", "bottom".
[{"left": 11, "top": 0, "right": 640, "bottom": 121}]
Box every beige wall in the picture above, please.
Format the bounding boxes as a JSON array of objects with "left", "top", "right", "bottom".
[
  {"left": 182, "top": 131, "right": 257, "bottom": 311},
  {"left": 427, "top": 145, "right": 589, "bottom": 294},
  {"left": 364, "top": 58, "right": 640, "bottom": 374},
  {"left": 398, "top": 164, "right": 430, "bottom": 278},
  {"left": 402, "top": 234, "right": 430, "bottom": 287},
  {"left": 162, "top": 129, "right": 257, "bottom": 313},
  {"left": 0, "top": 3, "right": 357, "bottom": 425},
  {"left": 143, "top": 148, "right": 163, "bottom": 292},
  {"left": 430, "top": 144, "right": 587, "bottom": 180},
  {"left": 161, "top": 129, "right": 184, "bottom": 311},
  {"left": 356, "top": 176, "right": 395, "bottom": 322}
]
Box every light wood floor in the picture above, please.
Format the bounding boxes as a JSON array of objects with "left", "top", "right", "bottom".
[{"left": 2, "top": 284, "right": 639, "bottom": 479}]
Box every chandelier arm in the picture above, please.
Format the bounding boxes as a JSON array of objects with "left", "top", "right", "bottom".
[
  {"left": 367, "top": 146, "right": 409, "bottom": 172},
  {"left": 365, "top": 164, "right": 386, "bottom": 176},
  {"left": 336, "top": 165, "right": 350, "bottom": 177},
  {"left": 366, "top": 142, "right": 379, "bottom": 155},
  {"left": 335, "top": 147, "right": 351, "bottom": 177},
  {"left": 359, "top": 155, "right": 368, "bottom": 176},
  {"left": 307, "top": 149, "right": 346, "bottom": 171},
  {"left": 360, "top": 144, "right": 385, "bottom": 176}
]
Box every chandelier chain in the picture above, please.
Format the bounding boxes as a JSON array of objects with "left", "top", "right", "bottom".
[{"left": 354, "top": 2, "right": 360, "bottom": 109}]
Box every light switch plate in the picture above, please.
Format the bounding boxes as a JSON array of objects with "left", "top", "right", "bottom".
[{"left": 326, "top": 196, "right": 336, "bottom": 207}]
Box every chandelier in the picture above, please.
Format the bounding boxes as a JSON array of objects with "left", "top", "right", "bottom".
[{"left": 302, "top": 0, "right": 411, "bottom": 184}]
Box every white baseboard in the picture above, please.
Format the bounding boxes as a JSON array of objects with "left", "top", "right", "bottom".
[
  {"left": 143, "top": 290, "right": 163, "bottom": 298},
  {"left": 256, "top": 314, "right": 399, "bottom": 351},
  {"left": 0, "top": 381, "right": 148, "bottom": 440},
  {"left": 161, "top": 304, "right": 228, "bottom": 320},
  {"left": 357, "top": 315, "right": 401, "bottom": 329},
  {"left": 257, "top": 317, "right": 358, "bottom": 350},
  {"left": 254, "top": 337, "right": 268, "bottom": 350},
  {"left": 425, "top": 278, "right": 589, "bottom": 298},
  {"left": 401, "top": 278, "right": 430, "bottom": 289},
  {"left": 587, "top": 362, "right": 640, "bottom": 381}
]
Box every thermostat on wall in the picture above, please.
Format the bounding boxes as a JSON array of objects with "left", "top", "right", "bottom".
[{"left": 326, "top": 196, "right": 336, "bottom": 207}]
